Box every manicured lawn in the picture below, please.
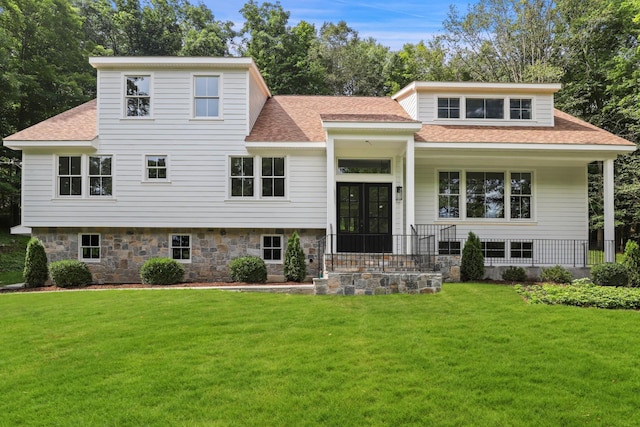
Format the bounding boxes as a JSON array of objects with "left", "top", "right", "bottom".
[{"left": 1, "top": 284, "right": 639, "bottom": 426}]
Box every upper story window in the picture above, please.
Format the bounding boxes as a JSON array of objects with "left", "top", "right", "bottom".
[
  {"left": 58, "top": 156, "right": 82, "bottom": 196},
  {"left": 466, "top": 98, "right": 504, "bottom": 119},
  {"left": 145, "top": 155, "right": 168, "bottom": 180},
  {"left": 89, "top": 155, "right": 112, "bottom": 196},
  {"left": 230, "top": 157, "right": 254, "bottom": 197},
  {"left": 437, "top": 98, "right": 460, "bottom": 119},
  {"left": 194, "top": 76, "right": 220, "bottom": 118},
  {"left": 261, "top": 157, "right": 285, "bottom": 197},
  {"left": 510, "top": 99, "right": 532, "bottom": 120},
  {"left": 125, "top": 76, "right": 151, "bottom": 117}
]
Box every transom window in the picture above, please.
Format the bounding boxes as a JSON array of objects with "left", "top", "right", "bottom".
[
  {"left": 262, "top": 157, "right": 285, "bottom": 197},
  {"left": 146, "top": 155, "right": 167, "bottom": 180},
  {"left": 125, "top": 76, "right": 151, "bottom": 117},
  {"left": 171, "top": 234, "right": 191, "bottom": 261},
  {"left": 80, "top": 234, "right": 100, "bottom": 261},
  {"left": 262, "top": 235, "right": 283, "bottom": 262},
  {"left": 230, "top": 157, "right": 254, "bottom": 197},
  {"left": 437, "top": 98, "right": 460, "bottom": 119},
  {"left": 466, "top": 98, "right": 504, "bottom": 119},
  {"left": 58, "top": 156, "right": 82, "bottom": 196},
  {"left": 89, "top": 156, "right": 112, "bottom": 196},
  {"left": 337, "top": 159, "right": 391, "bottom": 174},
  {"left": 510, "top": 99, "right": 532, "bottom": 120},
  {"left": 194, "top": 76, "right": 220, "bottom": 118}
]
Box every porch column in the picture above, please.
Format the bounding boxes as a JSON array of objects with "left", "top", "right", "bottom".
[
  {"left": 603, "top": 158, "right": 615, "bottom": 262},
  {"left": 326, "top": 136, "right": 336, "bottom": 248},
  {"left": 405, "top": 137, "right": 415, "bottom": 235}
]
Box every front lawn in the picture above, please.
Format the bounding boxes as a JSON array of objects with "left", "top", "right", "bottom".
[{"left": 1, "top": 284, "right": 639, "bottom": 426}]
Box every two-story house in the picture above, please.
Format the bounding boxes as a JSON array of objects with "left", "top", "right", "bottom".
[{"left": 4, "top": 57, "right": 635, "bottom": 283}]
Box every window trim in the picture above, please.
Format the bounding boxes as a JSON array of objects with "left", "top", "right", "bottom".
[
  {"left": 123, "top": 73, "right": 153, "bottom": 119},
  {"left": 143, "top": 154, "right": 170, "bottom": 183},
  {"left": 170, "top": 234, "right": 192, "bottom": 263},
  {"left": 262, "top": 234, "right": 284, "bottom": 263},
  {"left": 228, "top": 156, "right": 289, "bottom": 200},
  {"left": 57, "top": 155, "right": 83, "bottom": 198},
  {"left": 509, "top": 98, "right": 533, "bottom": 120},
  {"left": 261, "top": 157, "right": 286, "bottom": 198},
  {"left": 88, "top": 155, "right": 113, "bottom": 197},
  {"left": 79, "top": 233, "right": 101, "bottom": 262},
  {"left": 55, "top": 155, "right": 115, "bottom": 199},
  {"left": 191, "top": 74, "right": 223, "bottom": 120},
  {"left": 437, "top": 97, "right": 461, "bottom": 119}
]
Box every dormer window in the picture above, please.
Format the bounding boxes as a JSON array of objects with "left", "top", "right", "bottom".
[
  {"left": 437, "top": 98, "right": 460, "bottom": 119},
  {"left": 510, "top": 99, "right": 532, "bottom": 120},
  {"left": 125, "top": 76, "right": 151, "bottom": 117},
  {"left": 466, "top": 98, "right": 504, "bottom": 119}
]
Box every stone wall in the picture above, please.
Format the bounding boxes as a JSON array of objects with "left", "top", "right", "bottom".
[
  {"left": 34, "top": 227, "right": 325, "bottom": 284},
  {"left": 314, "top": 272, "right": 442, "bottom": 295}
]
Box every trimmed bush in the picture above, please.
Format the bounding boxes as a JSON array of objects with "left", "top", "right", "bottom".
[
  {"left": 229, "top": 256, "right": 267, "bottom": 283},
  {"left": 540, "top": 265, "right": 573, "bottom": 284},
  {"left": 461, "top": 232, "right": 484, "bottom": 281},
  {"left": 591, "top": 262, "right": 629, "bottom": 287},
  {"left": 622, "top": 240, "right": 640, "bottom": 287},
  {"left": 49, "top": 260, "right": 93, "bottom": 287},
  {"left": 502, "top": 266, "right": 527, "bottom": 282},
  {"left": 283, "top": 231, "right": 306, "bottom": 282},
  {"left": 23, "top": 237, "right": 48, "bottom": 287},
  {"left": 140, "top": 257, "right": 185, "bottom": 285}
]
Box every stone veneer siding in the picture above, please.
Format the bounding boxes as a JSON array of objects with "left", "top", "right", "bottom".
[
  {"left": 314, "top": 272, "right": 442, "bottom": 295},
  {"left": 34, "top": 227, "right": 325, "bottom": 284}
]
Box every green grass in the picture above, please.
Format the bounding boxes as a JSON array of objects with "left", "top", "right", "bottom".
[
  {"left": 0, "top": 230, "right": 28, "bottom": 285},
  {"left": 1, "top": 284, "right": 639, "bottom": 426}
]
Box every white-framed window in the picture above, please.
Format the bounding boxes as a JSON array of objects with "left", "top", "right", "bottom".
[
  {"left": 79, "top": 233, "right": 101, "bottom": 261},
  {"left": 438, "top": 171, "right": 460, "bottom": 218},
  {"left": 466, "top": 172, "right": 505, "bottom": 219},
  {"left": 510, "top": 98, "right": 532, "bottom": 120},
  {"left": 230, "top": 157, "right": 254, "bottom": 197},
  {"left": 337, "top": 159, "right": 392, "bottom": 174},
  {"left": 510, "top": 172, "right": 532, "bottom": 219},
  {"left": 58, "top": 156, "right": 82, "bottom": 196},
  {"left": 89, "top": 155, "right": 112, "bottom": 196},
  {"left": 145, "top": 155, "right": 168, "bottom": 181},
  {"left": 437, "top": 97, "right": 460, "bottom": 119},
  {"left": 262, "top": 235, "right": 283, "bottom": 262},
  {"left": 125, "top": 75, "right": 151, "bottom": 117},
  {"left": 194, "top": 75, "right": 220, "bottom": 118},
  {"left": 261, "top": 157, "right": 285, "bottom": 197},
  {"left": 466, "top": 98, "right": 504, "bottom": 119},
  {"left": 170, "top": 234, "right": 191, "bottom": 262}
]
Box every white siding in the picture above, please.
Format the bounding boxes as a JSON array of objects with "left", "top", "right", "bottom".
[
  {"left": 248, "top": 73, "right": 268, "bottom": 131},
  {"left": 397, "top": 93, "right": 418, "bottom": 120}
]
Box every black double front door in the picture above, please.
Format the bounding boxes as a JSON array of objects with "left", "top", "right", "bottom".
[{"left": 337, "top": 183, "right": 392, "bottom": 253}]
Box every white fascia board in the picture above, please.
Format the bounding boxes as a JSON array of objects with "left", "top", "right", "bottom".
[
  {"left": 90, "top": 56, "right": 254, "bottom": 68},
  {"left": 392, "top": 81, "right": 562, "bottom": 99},
  {"left": 415, "top": 141, "right": 637, "bottom": 154},
  {"left": 322, "top": 121, "right": 423, "bottom": 132},
  {"left": 245, "top": 141, "right": 326, "bottom": 150},
  {"left": 4, "top": 137, "right": 99, "bottom": 151}
]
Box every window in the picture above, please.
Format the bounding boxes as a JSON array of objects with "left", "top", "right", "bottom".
[
  {"left": 230, "top": 157, "right": 254, "bottom": 197},
  {"left": 438, "top": 241, "right": 461, "bottom": 255},
  {"left": 262, "top": 235, "right": 283, "bottom": 262},
  {"left": 146, "top": 155, "right": 167, "bottom": 180},
  {"left": 58, "top": 156, "right": 82, "bottom": 196},
  {"left": 510, "top": 172, "right": 532, "bottom": 219},
  {"left": 511, "top": 241, "right": 533, "bottom": 259},
  {"left": 80, "top": 234, "right": 100, "bottom": 260},
  {"left": 89, "top": 156, "right": 112, "bottom": 196},
  {"left": 466, "top": 172, "right": 505, "bottom": 218},
  {"left": 125, "top": 76, "right": 150, "bottom": 117},
  {"left": 194, "top": 76, "right": 220, "bottom": 117},
  {"left": 466, "top": 98, "right": 504, "bottom": 119},
  {"left": 171, "top": 234, "right": 191, "bottom": 261},
  {"left": 262, "top": 157, "right": 285, "bottom": 197},
  {"left": 437, "top": 98, "right": 460, "bottom": 119},
  {"left": 337, "top": 159, "right": 391, "bottom": 174},
  {"left": 482, "top": 241, "right": 505, "bottom": 258},
  {"left": 438, "top": 171, "right": 460, "bottom": 218},
  {"left": 510, "top": 99, "right": 532, "bottom": 120}
]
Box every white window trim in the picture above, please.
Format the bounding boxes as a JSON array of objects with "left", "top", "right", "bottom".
[
  {"left": 55, "top": 155, "right": 83, "bottom": 198},
  {"left": 261, "top": 234, "right": 284, "bottom": 264},
  {"left": 227, "top": 155, "right": 289, "bottom": 200},
  {"left": 260, "top": 156, "right": 287, "bottom": 199},
  {"left": 88, "top": 155, "right": 114, "bottom": 198},
  {"left": 122, "top": 73, "right": 154, "bottom": 119},
  {"left": 170, "top": 233, "right": 192, "bottom": 263},
  {"left": 142, "top": 154, "right": 170, "bottom": 183},
  {"left": 54, "top": 155, "right": 116, "bottom": 199},
  {"left": 433, "top": 95, "right": 535, "bottom": 122},
  {"left": 191, "top": 73, "right": 223, "bottom": 120},
  {"left": 435, "top": 169, "right": 535, "bottom": 223},
  {"left": 78, "top": 233, "right": 101, "bottom": 263}
]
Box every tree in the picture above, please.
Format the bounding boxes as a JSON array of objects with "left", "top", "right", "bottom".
[
  {"left": 180, "top": 2, "right": 235, "bottom": 56},
  {"left": 461, "top": 232, "right": 485, "bottom": 281},
  {"left": 23, "top": 237, "right": 48, "bottom": 287},
  {"left": 283, "top": 231, "right": 306, "bottom": 282}
]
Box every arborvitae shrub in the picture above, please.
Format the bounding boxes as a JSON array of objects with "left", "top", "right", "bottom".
[
  {"left": 540, "top": 265, "right": 573, "bottom": 284},
  {"left": 49, "top": 260, "right": 93, "bottom": 287},
  {"left": 283, "top": 231, "right": 306, "bottom": 282},
  {"left": 229, "top": 256, "right": 267, "bottom": 283},
  {"left": 139, "top": 257, "right": 185, "bottom": 285},
  {"left": 622, "top": 240, "right": 640, "bottom": 287},
  {"left": 461, "top": 232, "right": 484, "bottom": 281},
  {"left": 502, "top": 266, "right": 527, "bottom": 282},
  {"left": 591, "top": 262, "right": 629, "bottom": 287},
  {"left": 23, "top": 237, "right": 48, "bottom": 287}
]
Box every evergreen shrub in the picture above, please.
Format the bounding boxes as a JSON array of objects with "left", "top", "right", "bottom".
[
  {"left": 283, "top": 231, "right": 306, "bottom": 282},
  {"left": 591, "top": 262, "right": 629, "bottom": 287},
  {"left": 622, "top": 240, "right": 640, "bottom": 287},
  {"left": 502, "top": 266, "right": 527, "bottom": 282},
  {"left": 23, "top": 237, "right": 48, "bottom": 287},
  {"left": 140, "top": 257, "right": 185, "bottom": 285},
  {"left": 229, "top": 256, "right": 267, "bottom": 283},
  {"left": 49, "top": 260, "right": 93, "bottom": 287},
  {"left": 461, "top": 232, "right": 484, "bottom": 281},
  {"left": 540, "top": 265, "right": 573, "bottom": 284}
]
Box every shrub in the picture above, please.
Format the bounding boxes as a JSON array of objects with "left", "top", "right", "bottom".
[
  {"left": 229, "top": 256, "right": 267, "bottom": 283},
  {"left": 622, "top": 240, "right": 640, "bottom": 287},
  {"left": 49, "top": 260, "right": 93, "bottom": 287},
  {"left": 461, "top": 232, "right": 484, "bottom": 281},
  {"left": 540, "top": 265, "right": 573, "bottom": 284},
  {"left": 140, "top": 257, "right": 185, "bottom": 285},
  {"left": 591, "top": 262, "right": 629, "bottom": 287},
  {"left": 502, "top": 266, "right": 527, "bottom": 282},
  {"left": 23, "top": 237, "right": 48, "bottom": 287},
  {"left": 283, "top": 231, "right": 306, "bottom": 282}
]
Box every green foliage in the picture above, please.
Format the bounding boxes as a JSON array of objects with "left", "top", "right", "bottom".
[
  {"left": 283, "top": 231, "right": 306, "bottom": 282},
  {"left": 590, "top": 262, "right": 629, "bottom": 287},
  {"left": 0, "top": 232, "right": 29, "bottom": 274},
  {"left": 229, "top": 256, "right": 267, "bottom": 283},
  {"left": 139, "top": 257, "right": 185, "bottom": 285},
  {"left": 23, "top": 237, "right": 48, "bottom": 287},
  {"left": 49, "top": 260, "right": 92, "bottom": 287},
  {"left": 501, "top": 266, "right": 527, "bottom": 282},
  {"left": 516, "top": 280, "right": 640, "bottom": 309},
  {"left": 540, "top": 265, "right": 573, "bottom": 284},
  {"left": 622, "top": 240, "right": 640, "bottom": 286},
  {"left": 461, "top": 232, "right": 484, "bottom": 281}
]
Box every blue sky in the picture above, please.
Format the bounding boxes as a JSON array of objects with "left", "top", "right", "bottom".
[{"left": 201, "top": 0, "right": 473, "bottom": 50}]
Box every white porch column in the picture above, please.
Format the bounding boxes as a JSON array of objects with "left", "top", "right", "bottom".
[
  {"left": 405, "top": 137, "right": 415, "bottom": 235},
  {"left": 326, "top": 136, "right": 336, "bottom": 250},
  {"left": 603, "top": 158, "right": 615, "bottom": 262}
]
